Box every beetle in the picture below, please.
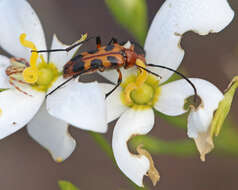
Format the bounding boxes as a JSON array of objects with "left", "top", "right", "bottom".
[{"left": 33, "top": 36, "right": 198, "bottom": 100}]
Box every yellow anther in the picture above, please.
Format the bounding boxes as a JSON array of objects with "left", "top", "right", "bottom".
[
  {"left": 80, "top": 33, "right": 88, "bottom": 42},
  {"left": 135, "top": 59, "right": 148, "bottom": 87},
  {"left": 121, "top": 70, "right": 160, "bottom": 110},
  {"left": 0, "top": 108, "right": 2, "bottom": 117},
  {"left": 124, "top": 59, "right": 148, "bottom": 104},
  {"left": 124, "top": 83, "right": 137, "bottom": 104},
  {"left": 23, "top": 67, "right": 38, "bottom": 84},
  {"left": 40, "top": 54, "right": 47, "bottom": 64},
  {"left": 19, "top": 33, "right": 38, "bottom": 68},
  {"left": 19, "top": 33, "right": 37, "bottom": 50}
]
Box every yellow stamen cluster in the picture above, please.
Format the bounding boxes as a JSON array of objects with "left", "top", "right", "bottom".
[
  {"left": 121, "top": 59, "right": 160, "bottom": 110},
  {"left": 20, "top": 33, "right": 39, "bottom": 84},
  {"left": 18, "top": 33, "right": 61, "bottom": 92}
]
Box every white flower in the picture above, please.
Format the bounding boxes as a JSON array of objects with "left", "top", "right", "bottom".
[
  {"left": 0, "top": 0, "right": 107, "bottom": 162},
  {"left": 98, "top": 0, "right": 234, "bottom": 187}
]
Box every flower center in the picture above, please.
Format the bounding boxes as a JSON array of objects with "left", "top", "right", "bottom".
[
  {"left": 121, "top": 59, "right": 160, "bottom": 110},
  {"left": 131, "top": 83, "right": 154, "bottom": 104},
  {"left": 19, "top": 33, "right": 60, "bottom": 92}
]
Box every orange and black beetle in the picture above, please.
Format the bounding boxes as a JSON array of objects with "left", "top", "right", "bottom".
[
  {"left": 34, "top": 36, "right": 197, "bottom": 99},
  {"left": 63, "top": 39, "right": 145, "bottom": 78}
]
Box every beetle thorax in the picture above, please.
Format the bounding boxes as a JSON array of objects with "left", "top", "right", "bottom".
[{"left": 124, "top": 49, "right": 139, "bottom": 69}]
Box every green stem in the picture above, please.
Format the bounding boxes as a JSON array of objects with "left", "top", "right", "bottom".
[
  {"left": 88, "top": 131, "right": 114, "bottom": 162},
  {"left": 88, "top": 132, "right": 149, "bottom": 190},
  {"left": 130, "top": 136, "right": 197, "bottom": 156}
]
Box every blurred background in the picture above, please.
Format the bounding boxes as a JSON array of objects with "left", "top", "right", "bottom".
[{"left": 0, "top": 0, "right": 238, "bottom": 189}]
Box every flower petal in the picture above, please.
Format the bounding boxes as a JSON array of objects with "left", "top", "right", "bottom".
[
  {"left": 49, "top": 34, "right": 83, "bottom": 71},
  {"left": 144, "top": 0, "right": 234, "bottom": 83},
  {"left": 155, "top": 78, "right": 223, "bottom": 116},
  {"left": 27, "top": 103, "right": 76, "bottom": 162},
  {"left": 0, "top": 88, "right": 44, "bottom": 139},
  {"left": 0, "top": 0, "right": 46, "bottom": 60},
  {"left": 187, "top": 81, "right": 223, "bottom": 161},
  {"left": 98, "top": 67, "right": 137, "bottom": 84},
  {"left": 47, "top": 79, "right": 107, "bottom": 133},
  {"left": 155, "top": 78, "right": 223, "bottom": 161},
  {"left": 187, "top": 111, "right": 214, "bottom": 161},
  {"left": 112, "top": 109, "right": 158, "bottom": 187},
  {"left": 0, "top": 55, "right": 11, "bottom": 88},
  {"left": 99, "top": 83, "right": 128, "bottom": 123}
]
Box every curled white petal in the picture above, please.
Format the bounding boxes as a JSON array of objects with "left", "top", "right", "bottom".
[
  {"left": 27, "top": 103, "right": 76, "bottom": 162},
  {"left": 47, "top": 78, "right": 107, "bottom": 133},
  {"left": 155, "top": 78, "right": 223, "bottom": 160},
  {"left": 0, "top": 55, "right": 11, "bottom": 88},
  {"left": 144, "top": 0, "right": 234, "bottom": 83},
  {"left": 0, "top": 0, "right": 47, "bottom": 61},
  {"left": 112, "top": 109, "right": 154, "bottom": 187},
  {"left": 99, "top": 83, "right": 128, "bottom": 123},
  {"left": 49, "top": 34, "right": 83, "bottom": 71},
  {"left": 0, "top": 88, "right": 44, "bottom": 139},
  {"left": 186, "top": 80, "right": 223, "bottom": 139},
  {"left": 155, "top": 78, "right": 223, "bottom": 116},
  {"left": 188, "top": 107, "right": 218, "bottom": 161}
]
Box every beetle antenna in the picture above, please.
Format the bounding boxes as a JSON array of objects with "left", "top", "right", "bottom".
[
  {"left": 135, "top": 64, "right": 162, "bottom": 78},
  {"left": 142, "top": 63, "right": 198, "bottom": 103},
  {"left": 46, "top": 75, "right": 77, "bottom": 97},
  {"left": 32, "top": 36, "right": 97, "bottom": 53}
]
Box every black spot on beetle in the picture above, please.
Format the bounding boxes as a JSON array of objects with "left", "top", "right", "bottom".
[
  {"left": 107, "top": 56, "right": 118, "bottom": 66},
  {"left": 87, "top": 49, "right": 98, "bottom": 54},
  {"left": 91, "top": 59, "right": 103, "bottom": 69},
  {"left": 71, "top": 54, "right": 83, "bottom": 61},
  {"left": 72, "top": 60, "right": 85, "bottom": 72},
  {"left": 104, "top": 45, "right": 114, "bottom": 51}
]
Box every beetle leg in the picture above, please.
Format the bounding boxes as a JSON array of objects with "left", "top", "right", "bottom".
[
  {"left": 98, "top": 67, "right": 105, "bottom": 72},
  {"left": 96, "top": 36, "right": 101, "bottom": 48},
  {"left": 46, "top": 75, "right": 78, "bottom": 97},
  {"left": 106, "top": 69, "right": 122, "bottom": 98}
]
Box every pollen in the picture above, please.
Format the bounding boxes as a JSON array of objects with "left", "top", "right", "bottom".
[
  {"left": 20, "top": 33, "right": 39, "bottom": 84},
  {"left": 32, "top": 60, "right": 60, "bottom": 92},
  {"left": 20, "top": 33, "right": 38, "bottom": 68},
  {"left": 23, "top": 67, "right": 38, "bottom": 84},
  {"left": 121, "top": 59, "right": 160, "bottom": 110},
  {"left": 0, "top": 108, "right": 2, "bottom": 117}
]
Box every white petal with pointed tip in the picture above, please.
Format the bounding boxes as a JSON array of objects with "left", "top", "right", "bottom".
[
  {"left": 49, "top": 35, "right": 82, "bottom": 71},
  {"left": 27, "top": 103, "right": 76, "bottom": 162},
  {"left": 0, "top": 55, "right": 11, "bottom": 88},
  {"left": 0, "top": 88, "right": 44, "bottom": 139},
  {"left": 47, "top": 80, "right": 107, "bottom": 133},
  {"left": 100, "top": 83, "right": 128, "bottom": 123},
  {"left": 144, "top": 0, "right": 234, "bottom": 83},
  {"left": 155, "top": 78, "right": 223, "bottom": 116},
  {"left": 0, "top": 0, "right": 47, "bottom": 61},
  {"left": 112, "top": 109, "right": 154, "bottom": 187}
]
